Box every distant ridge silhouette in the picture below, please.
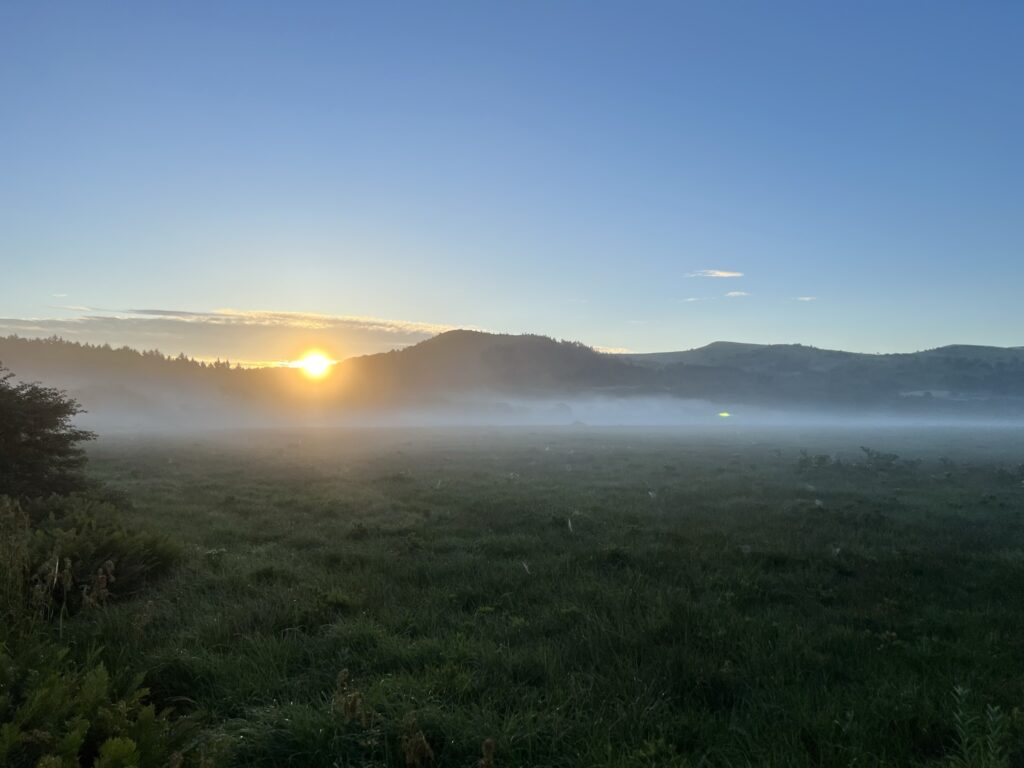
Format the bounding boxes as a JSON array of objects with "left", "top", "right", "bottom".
[{"left": 2, "top": 331, "right": 1023, "bottom": 427}]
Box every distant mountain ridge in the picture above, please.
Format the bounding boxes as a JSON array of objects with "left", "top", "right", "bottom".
[
  {"left": 2, "top": 331, "right": 1023, "bottom": 427},
  {"left": 622, "top": 341, "right": 1024, "bottom": 371}
]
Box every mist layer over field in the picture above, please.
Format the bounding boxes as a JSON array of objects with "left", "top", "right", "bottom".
[{"left": 71, "top": 396, "right": 1024, "bottom": 434}]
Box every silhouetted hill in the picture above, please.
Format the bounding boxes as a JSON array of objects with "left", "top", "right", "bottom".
[
  {"left": 335, "top": 331, "right": 648, "bottom": 403},
  {"left": 623, "top": 341, "right": 1024, "bottom": 411},
  {"left": 622, "top": 341, "right": 771, "bottom": 368},
  {"left": 2, "top": 332, "right": 1023, "bottom": 428},
  {"left": 626, "top": 342, "right": 1024, "bottom": 373}
]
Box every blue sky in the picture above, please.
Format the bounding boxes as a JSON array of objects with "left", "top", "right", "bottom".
[{"left": 1, "top": 1, "right": 1021, "bottom": 360}]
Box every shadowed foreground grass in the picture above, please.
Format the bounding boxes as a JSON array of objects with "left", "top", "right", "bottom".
[{"left": 71, "top": 428, "right": 1024, "bottom": 766}]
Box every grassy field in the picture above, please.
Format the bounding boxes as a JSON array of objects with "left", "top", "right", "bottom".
[{"left": 64, "top": 427, "right": 1024, "bottom": 766}]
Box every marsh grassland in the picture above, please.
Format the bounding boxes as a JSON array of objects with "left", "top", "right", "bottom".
[{"left": 60, "top": 428, "right": 1024, "bottom": 765}]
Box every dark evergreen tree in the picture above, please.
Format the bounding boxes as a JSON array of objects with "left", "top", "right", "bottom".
[{"left": 0, "top": 366, "right": 95, "bottom": 498}]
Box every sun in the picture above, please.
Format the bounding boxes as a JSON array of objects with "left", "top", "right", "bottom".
[{"left": 296, "top": 351, "right": 332, "bottom": 379}]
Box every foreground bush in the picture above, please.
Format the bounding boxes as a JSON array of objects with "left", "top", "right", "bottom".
[
  {"left": 3, "top": 494, "right": 180, "bottom": 621},
  {"left": 0, "top": 639, "right": 182, "bottom": 768},
  {"left": 2, "top": 494, "right": 189, "bottom": 766},
  {"left": 0, "top": 366, "right": 95, "bottom": 499},
  {"left": 0, "top": 369, "right": 192, "bottom": 766}
]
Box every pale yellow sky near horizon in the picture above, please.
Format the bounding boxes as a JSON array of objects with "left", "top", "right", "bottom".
[{"left": 0, "top": 308, "right": 455, "bottom": 366}]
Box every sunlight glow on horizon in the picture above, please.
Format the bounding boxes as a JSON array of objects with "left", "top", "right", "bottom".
[{"left": 293, "top": 351, "right": 333, "bottom": 379}]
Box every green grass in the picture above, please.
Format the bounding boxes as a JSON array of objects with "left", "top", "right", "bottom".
[{"left": 63, "top": 427, "right": 1024, "bottom": 766}]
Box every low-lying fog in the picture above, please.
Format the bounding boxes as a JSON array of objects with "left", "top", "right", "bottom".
[{"left": 68, "top": 390, "right": 1024, "bottom": 433}]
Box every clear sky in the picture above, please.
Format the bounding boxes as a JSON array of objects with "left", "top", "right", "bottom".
[{"left": 2, "top": 1, "right": 1022, "bottom": 361}]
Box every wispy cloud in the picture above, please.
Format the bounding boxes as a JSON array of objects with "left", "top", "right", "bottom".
[
  {"left": 681, "top": 297, "right": 713, "bottom": 303},
  {"left": 128, "top": 308, "right": 453, "bottom": 336},
  {"left": 126, "top": 308, "right": 208, "bottom": 318},
  {"left": 0, "top": 308, "right": 461, "bottom": 364},
  {"left": 725, "top": 291, "right": 750, "bottom": 298},
  {"left": 687, "top": 269, "right": 744, "bottom": 278},
  {"left": 796, "top": 296, "right": 817, "bottom": 302}
]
